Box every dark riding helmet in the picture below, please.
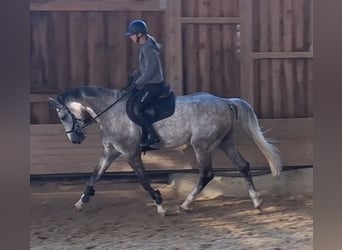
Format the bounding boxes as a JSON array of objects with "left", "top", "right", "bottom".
[{"left": 125, "top": 20, "right": 148, "bottom": 36}]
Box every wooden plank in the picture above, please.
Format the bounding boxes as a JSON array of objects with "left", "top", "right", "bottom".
[
  {"left": 30, "top": 124, "right": 101, "bottom": 135},
  {"left": 31, "top": 118, "right": 313, "bottom": 146},
  {"left": 283, "top": 59, "right": 295, "bottom": 117},
  {"left": 87, "top": 12, "right": 108, "bottom": 87},
  {"left": 30, "top": 103, "right": 49, "bottom": 124},
  {"left": 294, "top": 60, "right": 306, "bottom": 117},
  {"left": 30, "top": 135, "right": 101, "bottom": 146},
  {"left": 308, "top": 0, "right": 313, "bottom": 52},
  {"left": 30, "top": 13, "right": 38, "bottom": 89},
  {"left": 142, "top": 11, "right": 166, "bottom": 65},
  {"left": 258, "top": 1, "right": 271, "bottom": 118},
  {"left": 209, "top": 1, "right": 223, "bottom": 95},
  {"left": 293, "top": 0, "right": 307, "bottom": 117},
  {"left": 220, "top": 1, "right": 235, "bottom": 96},
  {"left": 181, "top": 17, "right": 240, "bottom": 23},
  {"left": 30, "top": 0, "right": 167, "bottom": 11},
  {"left": 239, "top": 0, "right": 255, "bottom": 106},
  {"left": 30, "top": 118, "right": 313, "bottom": 174},
  {"left": 32, "top": 12, "right": 51, "bottom": 91},
  {"left": 51, "top": 12, "right": 70, "bottom": 91},
  {"left": 252, "top": 51, "right": 313, "bottom": 59},
  {"left": 165, "top": 0, "right": 183, "bottom": 95},
  {"left": 283, "top": 0, "right": 295, "bottom": 117},
  {"left": 127, "top": 11, "right": 142, "bottom": 74},
  {"left": 31, "top": 133, "right": 100, "bottom": 141},
  {"left": 270, "top": 0, "right": 281, "bottom": 53},
  {"left": 107, "top": 11, "right": 128, "bottom": 89},
  {"left": 30, "top": 12, "right": 44, "bottom": 91},
  {"left": 270, "top": 1, "right": 283, "bottom": 118},
  {"left": 182, "top": 0, "right": 198, "bottom": 94},
  {"left": 197, "top": 0, "right": 210, "bottom": 92},
  {"left": 30, "top": 119, "right": 314, "bottom": 140},
  {"left": 69, "top": 11, "right": 88, "bottom": 86},
  {"left": 31, "top": 93, "right": 58, "bottom": 103}
]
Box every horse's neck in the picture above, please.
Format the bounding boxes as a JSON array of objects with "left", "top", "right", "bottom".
[{"left": 76, "top": 88, "right": 123, "bottom": 116}]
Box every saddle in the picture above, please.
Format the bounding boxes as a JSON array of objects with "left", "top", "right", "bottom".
[
  {"left": 142, "top": 89, "right": 176, "bottom": 123},
  {"left": 126, "top": 85, "right": 176, "bottom": 150}
]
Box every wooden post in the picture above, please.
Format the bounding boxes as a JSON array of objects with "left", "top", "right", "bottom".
[
  {"left": 165, "top": 0, "right": 183, "bottom": 95},
  {"left": 239, "top": 0, "right": 254, "bottom": 106}
]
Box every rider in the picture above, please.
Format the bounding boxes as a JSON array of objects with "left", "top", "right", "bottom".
[{"left": 125, "top": 19, "right": 170, "bottom": 147}]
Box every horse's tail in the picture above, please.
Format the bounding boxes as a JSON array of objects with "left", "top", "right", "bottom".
[{"left": 227, "top": 98, "right": 282, "bottom": 177}]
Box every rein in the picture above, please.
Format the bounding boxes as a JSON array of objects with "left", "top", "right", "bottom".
[{"left": 81, "top": 89, "right": 133, "bottom": 129}]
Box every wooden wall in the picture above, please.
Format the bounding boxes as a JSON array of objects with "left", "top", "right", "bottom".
[
  {"left": 252, "top": 0, "right": 313, "bottom": 118},
  {"left": 30, "top": 10, "right": 165, "bottom": 92},
  {"left": 30, "top": 0, "right": 313, "bottom": 123}
]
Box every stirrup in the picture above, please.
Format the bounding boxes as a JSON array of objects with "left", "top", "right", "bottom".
[{"left": 140, "top": 136, "right": 160, "bottom": 147}]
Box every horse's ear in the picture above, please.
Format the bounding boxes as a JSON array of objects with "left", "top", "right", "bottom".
[{"left": 48, "top": 98, "right": 62, "bottom": 108}]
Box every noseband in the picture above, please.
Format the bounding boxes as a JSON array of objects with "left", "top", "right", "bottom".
[{"left": 59, "top": 105, "right": 84, "bottom": 135}]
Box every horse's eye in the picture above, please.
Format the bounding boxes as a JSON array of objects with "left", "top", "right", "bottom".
[{"left": 60, "top": 114, "right": 68, "bottom": 120}]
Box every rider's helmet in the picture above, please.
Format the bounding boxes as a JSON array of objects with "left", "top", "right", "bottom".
[{"left": 125, "top": 20, "right": 148, "bottom": 36}]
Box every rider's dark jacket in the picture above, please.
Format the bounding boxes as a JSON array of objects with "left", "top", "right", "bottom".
[{"left": 131, "top": 35, "right": 164, "bottom": 88}]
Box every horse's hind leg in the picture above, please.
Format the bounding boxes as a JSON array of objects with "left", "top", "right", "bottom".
[
  {"left": 127, "top": 155, "right": 167, "bottom": 217},
  {"left": 74, "top": 146, "right": 120, "bottom": 210},
  {"left": 218, "top": 133, "right": 263, "bottom": 209},
  {"left": 181, "top": 149, "right": 214, "bottom": 211}
]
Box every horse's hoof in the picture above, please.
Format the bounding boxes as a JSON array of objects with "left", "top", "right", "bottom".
[
  {"left": 159, "top": 209, "right": 168, "bottom": 217},
  {"left": 254, "top": 199, "right": 264, "bottom": 212},
  {"left": 73, "top": 202, "right": 83, "bottom": 211},
  {"left": 180, "top": 205, "right": 193, "bottom": 212}
]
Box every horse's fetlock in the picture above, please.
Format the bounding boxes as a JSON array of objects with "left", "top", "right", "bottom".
[
  {"left": 84, "top": 186, "right": 95, "bottom": 197},
  {"left": 153, "top": 189, "right": 163, "bottom": 205},
  {"left": 81, "top": 195, "right": 91, "bottom": 203}
]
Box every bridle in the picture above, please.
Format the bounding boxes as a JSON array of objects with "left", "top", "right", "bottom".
[
  {"left": 60, "top": 88, "right": 134, "bottom": 133},
  {"left": 58, "top": 105, "right": 84, "bottom": 135}
]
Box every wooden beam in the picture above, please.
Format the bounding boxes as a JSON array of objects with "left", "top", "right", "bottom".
[
  {"left": 181, "top": 17, "right": 240, "bottom": 24},
  {"left": 252, "top": 52, "right": 314, "bottom": 59},
  {"left": 30, "top": 0, "right": 167, "bottom": 11},
  {"left": 239, "top": 0, "right": 255, "bottom": 106},
  {"left": 31, "top": 93, "right": 58, "bottom": 103},
  {"left": 165, "top": 0, "right": 183, "bottom": 95}
]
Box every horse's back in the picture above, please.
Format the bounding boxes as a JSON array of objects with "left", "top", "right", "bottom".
[{"left": 158, "top": 93, "right": 234, "bottom": 132}]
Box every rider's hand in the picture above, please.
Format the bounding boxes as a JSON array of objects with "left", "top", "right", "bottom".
[
  {"left": 124, "top": 82, "right": 137, "bottom": 93},
  {"left": 127, "top": 76, "right": 134, "bottom": 86}
]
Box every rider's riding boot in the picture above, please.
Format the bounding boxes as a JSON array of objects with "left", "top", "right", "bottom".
[{"left": 141, "top": 125, "right": 160, "bottom": 147}]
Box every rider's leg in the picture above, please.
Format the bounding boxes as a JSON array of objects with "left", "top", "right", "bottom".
[{"left": 131, "top": 83, "right": 165, "bottom": 145}]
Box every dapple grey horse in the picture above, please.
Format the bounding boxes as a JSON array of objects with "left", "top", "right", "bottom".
[{"left": 48, "top": 86, "right": 281, "bottom": 216}]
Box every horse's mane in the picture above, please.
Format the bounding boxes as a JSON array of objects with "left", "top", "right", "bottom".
[{"left": 57, "top": 86, "right": 118, "bottom": 105}]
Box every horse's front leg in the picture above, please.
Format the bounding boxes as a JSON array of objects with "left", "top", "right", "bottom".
[
  {"left": 74, "top": 146, "right": 120, "bottom": 210},
  {"left": 127, "top": 156, "right": 167, "bottom": 217}
]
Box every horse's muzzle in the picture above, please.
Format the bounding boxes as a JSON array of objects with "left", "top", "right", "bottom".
[{"left": 70, "top": 132, "right": 86, "bottom": 144}]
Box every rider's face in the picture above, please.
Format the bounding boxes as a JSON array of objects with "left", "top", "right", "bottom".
[
  {"left": 129, "top": 33, "right": 144, "bottom": 44},
  {"left": 129, "top": 34, "right": 138, "bottom": 43}
]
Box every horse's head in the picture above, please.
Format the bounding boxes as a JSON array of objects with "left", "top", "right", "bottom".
[{"left": 48, "top": 98, "right": 86, "bottom": 144}]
